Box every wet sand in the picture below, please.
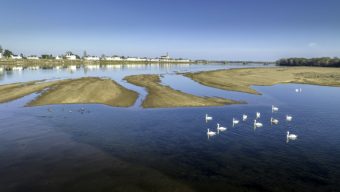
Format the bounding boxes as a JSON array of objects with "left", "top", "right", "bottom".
[{"left": 0, "top": 80, "right": 63, "bottom": 104}]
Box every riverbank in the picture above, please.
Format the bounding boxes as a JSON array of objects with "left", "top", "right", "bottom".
[
  {"left": 0, "top": 78, "right": 138, "bottom": 107},
  {"left": 124, "top": 74, "right": 241, "bottom": 108},
  {"left": 185, "top": 67, "right": 340, "bottom": 94},
  {"left": 0, "top": 59, "right": 195, "bottom": 67}
]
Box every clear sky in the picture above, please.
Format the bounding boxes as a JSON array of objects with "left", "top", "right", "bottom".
[{"left": 0, "top": 0, "right": 339, "bottom": 61}]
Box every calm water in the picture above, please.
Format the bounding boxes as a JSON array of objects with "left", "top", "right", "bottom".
[{"left": 0, "top": 63, "right": 339, "bottom": 192}]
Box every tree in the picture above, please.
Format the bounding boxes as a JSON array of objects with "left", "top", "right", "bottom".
[
  {"left": 277, "top": 57, "right": 340, "bottom": 67},
  {"left": 3, "top": 49, "right": 13, "bottom": 58},
  {"left": 41, "top": 54, "right": 53, "bottom": 59},
  {"left": 0, "top": 45, "right": 3, "bottom": 54}
]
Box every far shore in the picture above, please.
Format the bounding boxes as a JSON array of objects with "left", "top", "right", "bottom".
[{"left": 0, "top": 59, "right": 195, "bottom": 67}]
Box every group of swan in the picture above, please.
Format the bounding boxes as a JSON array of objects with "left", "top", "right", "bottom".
[
  {"left": 205, "top": 104, "right": 298, "bottom": 142},
  {"left": 207, "top": 123, "right": 227, "bottom": 138}
]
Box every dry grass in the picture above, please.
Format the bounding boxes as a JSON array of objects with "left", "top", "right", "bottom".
[
  {"left": 124, "top": 74, "right": 240, "bottom": 108},
  {"left": 185, "top": 67, "right": 340, "bottom": 94},
  {"left": 28, "top": 77, "right": 138, "bottom": 107}
]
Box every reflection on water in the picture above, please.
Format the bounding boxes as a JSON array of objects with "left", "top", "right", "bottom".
[{"left": 0, "top": 63, "right": 340, "bottom": 191}]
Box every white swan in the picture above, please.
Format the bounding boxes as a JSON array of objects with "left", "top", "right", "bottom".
[
  {"left": 232, "top": 118, "right": 239, "bottom": 127},
  {"left": 272, "top": 105, "right": 279, "bottom": 112},
  {"left": 287, "top": 131, "right": 297, "bottom": 140},
  {"left": 207, "top": 128, "right": 216, "bottom": 136},
  {"left": 254, "top": 120, "right": 263, "bottom": 128},
  {"left": 256, "top": 112, "right": 261, "bottom": 119},
  {"left": 242, "top": 114, "right": 248, "bottom": 121},
  {"left": 205, "top": 114, "right": 212, "bottom": 121},
  {"left": 217, "top": 123, "right": 227, "bottom": 134},
  {"left": 286, "top": 115, "right": 293, "bottom": 121},
  {"left": 295, "top": 88, "right": 302, "bottom": 93},
  {"left": 270, "top": 117, "right": 279, "bottom": 125}
]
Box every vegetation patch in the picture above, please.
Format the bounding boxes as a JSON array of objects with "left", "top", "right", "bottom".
[{"left": 185, "top": 67, "right": 340, "bottom": 94}]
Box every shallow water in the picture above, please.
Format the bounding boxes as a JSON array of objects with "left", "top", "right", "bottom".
[{"left": 0, "top": 63, "right": 339, "bottom": 192}]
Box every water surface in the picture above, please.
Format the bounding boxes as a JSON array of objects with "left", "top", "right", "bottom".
[{"left": 0, "top": 63, "right": 339, "bottom": 192}]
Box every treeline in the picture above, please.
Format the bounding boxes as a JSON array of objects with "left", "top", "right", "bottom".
[{"left": 277, "top": 57, "right": 340, "bottom": 67}]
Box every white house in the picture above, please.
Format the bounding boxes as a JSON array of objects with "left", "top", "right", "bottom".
[
  {"left": 11, "top": 55, "right": 22, "bottom": 59},
  {"left": 150, "top": 58, "right": 160, "bottom": 62},
  {"left": 104, "top": 56, "right": 123, "bottom": 61},
  {"left": 55, "top": 56, "right": 62, "bottom": 60},
  {"left": 65, "top": 53, "right": 77, "bottom": 60},
  {"left": 84, "top": 56, "right": 100, "bottom": 61},
  {"left": 27, "top": 56, "right": 40, "bottom": 60},
  {"left": 126, "top": 57, "right": 146, "bottom": 61},
  {"left": 0, "top": 52, "right": 2, "bottom": 59}
]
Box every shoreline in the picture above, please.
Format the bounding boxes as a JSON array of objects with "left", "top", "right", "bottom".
[
  {"left": 0, "top": 59, "right": 196, "bottom": 67},
  {"left": 124, "top": 74, "right": 242, "bottom": 108},
  {"left": 0, "top": 77, "right": 138, "bottom": 107},
  {"left": 184, "top": 67, "right": 340, "bottom": 94}
]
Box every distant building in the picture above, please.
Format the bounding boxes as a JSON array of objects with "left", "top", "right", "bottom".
[
  {"left": 0, "top": 53, "right": 2, "bottom": 59},
  {"left": 125, "top": 57, "right": 139, "bottom": 61},
  {"left": 65, "top": 53, "right": 77, "bottom": 60},
  {"left": 160, "top": 52, "right": 171, "bottom": 60},
  {"left": 104, "top": 56, "right": 123, "bottom": 61},
  {"left": 11, "top": 55, "right": 22, "bottom": 59},
  {"left": 84, "top": 56, "right": 100, "bottom": 61},
  {"left": 150, "top": 58, "right": 160, "bottom": 62},
  {"left": 55, "top": 56, "right": 62, "bottom": 60},
  {"left": 27, "top": 55, "right": 40, "bottom": 60}
]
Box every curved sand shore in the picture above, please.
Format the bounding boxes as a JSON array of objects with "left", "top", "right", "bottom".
[{"left": 124, "top": 74, "right": 241, "bottom": 108}]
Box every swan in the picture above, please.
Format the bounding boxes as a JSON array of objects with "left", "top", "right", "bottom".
[
  {"left": 254, "top": 120, "right": 263, "bottom": 128},
  {"left": 232, "top": 118, "right": 239, "bottom": 127},
  {"left": 207, "top": 128, "right": 216, "bottom": 136},
  {"left": 295, "top": 88, "right": 299, "bottom": 92},
  {"left": 217, "top": 123, "right": 227, "bottom": 134},
  {"left": 287, "top": 131, "right": 297, "bottom": 139},
  {"left": 286, "top": 115, "right": 293, "bottom": 121},
  {"left": 299, "top": 88, "right": 302, "bottom": 92},
  {"left": 270, "top": 117, "right": 279, "bottom": 125},
  {"left": 256, "top": 112, "right": 261, "bottom": 119},
  {"left": 205, "top": 114, "right": 213, "bottom": 121},
  {"left": 272, "top": 105, "right": 279, "bottom": 112},
  {"left": 242, "top": 114, "right": 248, "bottom": 121}
]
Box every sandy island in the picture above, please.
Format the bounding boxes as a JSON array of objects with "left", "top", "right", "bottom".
[
  {"left": 124, "top": 74, "right": 240, "bottom": 108},
  {"left": 0, "top": 77, "right": 138, "bottom": 107},
  {"left": 185, "top": 67, "right": 340, "bottom": 94}
]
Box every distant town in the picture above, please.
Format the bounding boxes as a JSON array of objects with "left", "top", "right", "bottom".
[{"left": 0, "top": 45, "right": 192, "bottom": 63}]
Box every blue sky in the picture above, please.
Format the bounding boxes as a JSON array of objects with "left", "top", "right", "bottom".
[{"left": 0, "top": 0, "right": 339, "bottom": 61}]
